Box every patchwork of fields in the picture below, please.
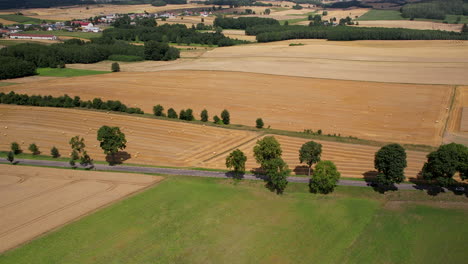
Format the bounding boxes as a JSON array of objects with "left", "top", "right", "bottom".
[{"left": 0, "top": 165, "right": 162, "bottom": 253}]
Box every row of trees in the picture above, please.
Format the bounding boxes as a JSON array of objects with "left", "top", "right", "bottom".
[
  {"left": 213, "top": 16, "right": 279, "bottom": 29},
  {"left": 224, "top": 136, "right": 468, "bottom": 195},
  {"left": 401, "top": 0, "right": 468, "bottom": 20},
  {"left": 103, "top": 24, "right": 246, "bottom": 47},
  {"left": 247, "top": 25, "right": 468, "bottom": 42},
  {"left": 153, "top": 104, "right": 232, "bottom": 124},
  {"left": 0, "top": 92, "right": 144, "bottom": 114}
]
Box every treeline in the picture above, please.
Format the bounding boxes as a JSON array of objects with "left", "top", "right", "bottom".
[
  {"left": 214, "top": 17, "right": 279, "bottom": 29},
  {"left": 246, "top": 25, "right": 468, "bottom": 42},
  {"left": 0, "top": 57, "right": 36, "bottom": 80},
  {"left": 326, "top": 0, "right": 371, "bottom": 8},
  {"left": 103, "top": 24, "right": 246, "bottom": 46},
  {"left": 0, "top": 92, "right": 144, "bottom": 114},
  {"left": 0, "top": 0, "right": 94, "bottom": 9},
  {"left": 401, "top": 0, "right": 468, "bottom": 20}
]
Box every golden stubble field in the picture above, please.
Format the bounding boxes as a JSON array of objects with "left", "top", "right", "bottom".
[
  {"left": 0, "top": 72, "right": 452, "bottom": 146},
  {"left": 356, "top": 20, "right": 464, "bottom": 32},
  {"left": 0, "top": 105, "right": 428, "bottom": 178},
  {"left": 444, "top": 86, "right": 468, "bottom": 145},
  {"left": 0, "top": 164, "right": 163, "bottom": 253}
]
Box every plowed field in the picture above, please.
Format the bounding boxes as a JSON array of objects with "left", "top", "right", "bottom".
[{"left": 0, "top": 164, "right": 163, "bottom": 253}]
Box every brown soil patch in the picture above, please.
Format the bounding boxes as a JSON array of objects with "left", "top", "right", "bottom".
[
  {"left": 0, "top": 76, "right": 59, "bottom": 84},
  {"left": 0, "top": 164, "right": 163, "bottom": 253},
  {"left": 0, "top": 71, "right": 452, "bottom": 146},
  {"left": 0, "top": 18, "right": 16, "bottom": 25},
  {"left": 356, "top": 20, "right": 463, "bottom": 32}
]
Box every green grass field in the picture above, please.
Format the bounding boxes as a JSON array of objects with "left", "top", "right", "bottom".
[
  {"left": 37, "top": 68, "right": 110, "bottom": 77},
  {"left": 0, "top": 14, "right": 45, "bottom": 24},
  {"left": 22, "top": 30, "right": 102, "bottom": 40},
  {"left": 0, "top": 176, "right": 466, "bottom": 263},
  {"left": 0, "top": 82, "right": 16, "bottom": 87},
  {"left": 357, "top": 10, "right": 405, "bottom": 21}
]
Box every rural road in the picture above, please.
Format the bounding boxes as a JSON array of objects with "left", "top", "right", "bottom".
[{"left": 0, "top": 158, "right": 424, "bottom": 190}]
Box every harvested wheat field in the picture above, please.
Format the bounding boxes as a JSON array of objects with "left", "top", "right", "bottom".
[
  {"left": 151, "top": 39, "right": 468, "bottom": 85},
  {"left": 323, "top": 8, "right": 371, "bottom": 21},
  {"left": 202, "top": 135, "right": 428, "bottom": 178},
  {"left": 1, "top": 71, "right": 452, "bottom": 145},
  {"left": 356, "top": 20, "right": 463, "bottom": 32},
  {"left": 444, "top": 86, "right": 468, "bottom": 145},
  {"left": 0, "top": 164, "right": 163, "bottom": 253},
  {"left": 0, "top": 105, "right": 259, "bottom": 167}
]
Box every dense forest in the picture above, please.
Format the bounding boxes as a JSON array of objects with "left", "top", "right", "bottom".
[
  {"left": 246, "top": 24, "right": 468, "bottom": 42},
  {"left": 0, "top": 57, "right": 36, "bottom": 80},
  {"left": 0, "top": 0, "right": 95, "bottom": 9},
  {"left": 214, "top": 17, "right": 279, "bottom": 29},
  {"left": 401, "top": 0, "right": 468, "bottom": 20},
  {"left": 103, "top": 24, "right": 247, "bottom": 46}
]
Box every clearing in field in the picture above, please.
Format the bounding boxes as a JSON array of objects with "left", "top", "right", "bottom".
[
  {"left": 0, "top": 176, "right": 466, "bottom": 263},
  {"left": 1, "top": 70, "right": 453, "bottom": 146},
  {"left": 0, "top": 164, "right": 163, "bottom": 253}
]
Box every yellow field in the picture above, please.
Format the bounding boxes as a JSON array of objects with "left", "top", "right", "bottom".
[
  {"left": 0, "top": 165, "right": 162, "bottom": 252},
  {"left": 0, "top": 105, "right": 428, "bottom": 178},
  {"left": 1, "top": 71, "right": 452, "bottom": 146},
  {"left": 444, "top": 86, "right": 468, "bottom": 145}
]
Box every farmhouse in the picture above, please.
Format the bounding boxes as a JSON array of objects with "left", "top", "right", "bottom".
[{"left": 9, "top": 33, "right": 58, "bottom": 40}]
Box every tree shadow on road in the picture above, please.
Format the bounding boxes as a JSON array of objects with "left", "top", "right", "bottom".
[
  {"left": 106, "top": 151, "right": 131, "bottom": 166},
  {"left": 225, "top": 171, "right": 246, "bottom": 180},
  {"left": 363, "top": 170, "right": 397, "bottom": 194},
  {"left": 293, "top": 165, "right": 309, "bottom": 176}
]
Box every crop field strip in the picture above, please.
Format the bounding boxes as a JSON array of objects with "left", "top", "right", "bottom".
[
  {"left": 443, "top": 86, "right": 468, "bottom": 144},
  {"left": 0, "top": 165, "right": 163, "bottom": 253},
  {"left": 1, "top": 70, "right": 453, "bottom": 146}
]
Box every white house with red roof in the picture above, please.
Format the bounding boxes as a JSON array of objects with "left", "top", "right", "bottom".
[{"left": 9, "top": 33, "right": 58, "bottom": 40}]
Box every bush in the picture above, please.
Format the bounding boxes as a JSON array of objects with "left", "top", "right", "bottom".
[
  {"left": 309, "top": 160, "right": 340, "bottom": 194},
  {"left": 28, "top": 143, "right": 39, "bottom": 155},
  {"left": 11, "top": 142, "right": 21, "bottom": 154},
  {"left": 111, "top": 62, "right": 120, "bottom": 72},
  {"left": 213, "top": 115, "right": 220, "bottom": 124},
  {"left": 108, "top": 54, "right": 144, "bottom": 62},
  {"left": 167, "top": 108, "right": 178, "bottom": 118},
  {"left": 7, "top": 151, "right": 14, "bottom": 164},
  {"left": 256, "top": 118, "right": 264, "bottom": 128},
  {"left": 153, "top": 104, "right": 165, "bottom": 116},
  {"left": 221, "top": 109, "right": 230, "bottom": 124},
  {"left": 201, "top": 109, "right": 208, "bottom": 122},
  {"left": 51, "top": 146, "right": 60, "bottom": 158}
]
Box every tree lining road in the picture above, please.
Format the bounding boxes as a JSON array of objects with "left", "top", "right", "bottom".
[{"left": 0, "top": 158, "right": 421, "bottom": 190}]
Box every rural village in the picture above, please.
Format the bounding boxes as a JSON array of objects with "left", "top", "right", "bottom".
[{"left": 0, "top": 0, "right": 467, "bottom": 263}]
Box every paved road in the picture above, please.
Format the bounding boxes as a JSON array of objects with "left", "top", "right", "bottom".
[{"left": 0, "top": 158, "right": 422, "bottom": 190}]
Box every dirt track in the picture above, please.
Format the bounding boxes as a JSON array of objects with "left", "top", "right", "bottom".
[
  {"left": 1, "top": 71, "right": 452, "bottom": 146},
  {"left": 0, "top": 164, "right": 163, "bottom": 253},
  {"left": 0, "top": 105, "right": 429, "bottom": 178},
  {"left": 444, "top": 86, "right": 468, "bottom": 145}
]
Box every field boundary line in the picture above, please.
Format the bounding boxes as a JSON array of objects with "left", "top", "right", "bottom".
[
  {"left": 201, "top": 134, "right": 265, "bottom": 163},
  {"left": 442, "top": 85, "right": 458, "bottom": 138}
]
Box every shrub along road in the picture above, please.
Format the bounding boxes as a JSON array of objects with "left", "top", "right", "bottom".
[{"left": 0, "top": 158, "right": 423, "bottom": 190}]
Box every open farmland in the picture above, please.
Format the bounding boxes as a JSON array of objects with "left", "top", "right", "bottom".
[
  {"left": 0, "top": 164, "right": 162, "bottom": 253},
  {"left": 150, "top": 40, "right": 468, "bottom": 85},
  {"left": 444, "top": 86, "right": 468, "bottom": 145},
  {"left": 1, "top": 176, "right": 467, "bottom": 263},
  {"left": 203, "top": 135, "right": 428, "bottom": 179},
  {"left": 356, "top": 20, "right": 463, "bottom": 32},
  {"left": 1, "top": 70, "right": 453, "bottom": 146},
  {"left": 0, "top": 105, "right": 429, "bottom": 177}
]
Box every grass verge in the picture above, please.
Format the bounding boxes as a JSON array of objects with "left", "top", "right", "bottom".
[
  {"left": 0, "top": 175, "right": 466, "bottom": 263},
  {"left": 357, "top": 10, "right": 405, "bottom": 21},
  {"left": 37, "top": 68, "right": 110, "bottom": 77}
]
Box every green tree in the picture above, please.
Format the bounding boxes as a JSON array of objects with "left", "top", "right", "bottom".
[
  {"left": 28, "top": 143, "right": 39, "bottom": 155},
  {"left": 71, "top": 150, "right": 79, "bottom": 161},
  {"left": 153, "top": 104, "right": 165, "bottom": 116},
  {"left": 226, "top": 149, "right": 247, "bottom": 178},
  {"left": 7, "top": 151, "right": 14, "bottom": 164},
  {"left": 80, "top": 150, "right": 93, "bottom": 166},
  {"left": 374, "top": 144, "right": 407, "bottom": 186},
  {"left": 201, "top": 109, "right": 209, "bottom": 122},
  {"left": 213, "top": 115, "right": 221, "bottom": 124},
  {"left": 179, "top": 109, "right": 187, "bottom": 120},
  {"left": 256, "top": 118, "right": 264, "bottom": 129},
  {"left": 111, "top": 62, "right": 120, "bottom": 72},
  {"left": 422, "top": 143, "right": 468, "bottom": 186},
  {"left": 69, "top": 136, "right": 85, "bottom": 153},
  {"left": 185, "top": 108, "right": 194, "bottom": 121},
  {"left": 167, "top": 108, "right": 178, "bottom": 118},
  {"left": 253, "top": 136, "right": 282, "bottom": 169},
  {"left": 299, "top": 141, "right": 322, "bottom": 177},
  {"left": 264, "top": 8, "right": 271, "bottom": 15},
  {"left": 97, "top": 126, "right": 127, "bottom": 164},
  {"left": 309, "top": 160, "right": 340, "bottom": 194},
  {"left": 51, "top": 146, "right": 60, "bottom": 158},
  {"left": 264, "top": 157, "right": 290, "bottom": 194},
  {"left": 221, "top": 109, "right": 230, "bottom": 124},
  {"left": 11, "top": 142, "right": 21, "bottom": 154}
]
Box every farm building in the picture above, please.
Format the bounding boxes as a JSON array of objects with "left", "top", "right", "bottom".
[{"left": 9, "top": 33, "right": 58, "bottom": 40}]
